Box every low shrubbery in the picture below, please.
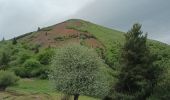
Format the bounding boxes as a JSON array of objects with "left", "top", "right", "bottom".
[
  {"left": 54, "top": 36, "right": 65, "bottom": 41},
  {"left": 14, "top": 58, "right": 49, "bottom": 79},
  {"left": 147, "top": 70, "right": 170, "bottom": 100},
  {"left": 0, "top": 70, "right": 19, "bottom": 90},
  {"left": 15, "top": 59, "right": 41, "bottom": 78},
  {"left": 37, "top": 49, "right": 54, "bottom": 65}
]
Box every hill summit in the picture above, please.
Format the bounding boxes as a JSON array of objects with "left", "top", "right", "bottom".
[{"left": 17, "top": 19, "right": 121, "bottom": 48}]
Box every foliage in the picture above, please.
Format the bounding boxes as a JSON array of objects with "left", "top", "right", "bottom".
[
  {"left": 49, "top": 44, "right": 111, "bottom": 99},
  {"left": 15, "top": 59, "right": 42, "bottom": 78},
  {"left": 54, "top": 36, "right": 65, "bottom": 41},
  {"left": 23, "top": 59, "right": 41, "bottom": 69},
  {"left": 0, "top": 52, "right": 10, "bottom": 69},
  {"left": 12, "top": 37, "right": 17, "bottom": 45},
  {"left": 66, "top": 19, "right": 124, "bottom": 69},
  {"left": 0, "top": 70, "right": 19, "bottom": 90},
  {"left": 35, "top": 66, "right": 49, "bottom": 79},
  {"left": 37, "top": 49, "right": 54, "bottom": 65},
  {"left": 37, "top": 27, "right": 41, "bottom": 31},
  {"left": 147, "top": 67, "right": 170, "bottom": 100},
  {"left": 0, "top": 19, "right": 170, "bottom": 99},
  {"left": 18, "top": 51, "right": 32, "bottom": 64},
  {"left": 114, "top": 23, "right": 162, "bottom": 100},
  {"left": 79, "top": 33, "right": 96, "bottom": 40}
]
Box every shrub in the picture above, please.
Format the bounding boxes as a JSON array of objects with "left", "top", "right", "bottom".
[
  {"left": 37, "top": 27, "right": 41, "bottom": 31},
  {"left": 79, "top": 33, "right": 87, "bottom": 39},
  {"left": 18, "top": 52, "right": 31, "bottom": 64},
  {"left": 12, "top": 37, "right": 17, "bottom": 45},
  {"left": 54, "top": 36, "right": 65, "bottom": 41},
  {"left": 0, "top": 70, "right": 19, "bottom": 90},
  {"left": 15, "top": 59, "right": 49, "bottom": 78},
  {"left": 14, "top": 67, "right": 29, "bottom": 78},
  {"left": 23, "top": 59, "right": 41, "bottom": 69},
  {"left": 147, "top": 70, "right": 170, "bottom": 100},
  {"left": 32, "top": 66, "right": 49, "bottom": 79},
  {"left": 15, "top": 59, "right": 42, "bottom": 78},
  {"left": 37, "top": 49, "right": 54, "bottom": 65}
]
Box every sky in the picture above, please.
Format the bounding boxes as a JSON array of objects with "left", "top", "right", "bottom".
[{"left": 0, "top": 0, "right": 170, "bottom": 44}]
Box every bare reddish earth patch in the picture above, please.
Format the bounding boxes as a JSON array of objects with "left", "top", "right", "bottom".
[
  {"left": 22, "top": 21, "right": 103, "bottom": 48},
  {"left": 84, "top": 38, "right": 103, "bottom": 48}
]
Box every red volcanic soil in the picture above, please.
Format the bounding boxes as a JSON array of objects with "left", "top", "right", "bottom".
[
  {"left": 84, "top": 38, "right": 103, "bottom": 48},
  {"left": 20, "top": 20, "right": 103, "bottom": 48}
]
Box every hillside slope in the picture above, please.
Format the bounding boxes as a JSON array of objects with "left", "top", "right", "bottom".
[
  {"left": 2, "top": 19, "right": 170, "bottom": 69},
  {"left": 0, "top": 19, "right": 170, "bottom": 100}
]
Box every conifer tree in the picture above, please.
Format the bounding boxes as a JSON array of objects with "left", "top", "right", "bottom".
[
  {"left": 12, "top": 37, "right": 17, "bottom": 45},
  {"left": 115, "top": 23, "right": 162, "bottom": 100},
  {"left": 0, "top": 52, "right": 10, "bottom": 69},
  {"left": 1, "top": 37, "right": 5, "bottom": 42},
  {"left": 37, "top": 27, "right": 41, "bottom": 31}
]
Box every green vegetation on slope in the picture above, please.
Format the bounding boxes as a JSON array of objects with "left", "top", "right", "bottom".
[
  {"left": 66, "top": 19, "right": 170, "bottom": 69},
  {"left": 0, "top": 19, "right": 170, "bottom": 100}
]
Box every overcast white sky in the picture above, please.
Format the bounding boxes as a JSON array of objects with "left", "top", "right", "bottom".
[{"left": 0, "top": 0, "right": 170, "bottom": 44}]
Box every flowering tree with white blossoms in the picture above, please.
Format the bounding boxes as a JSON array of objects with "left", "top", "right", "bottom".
[{"left": 49, "top": 44, "right": 111, "bottom": 100}]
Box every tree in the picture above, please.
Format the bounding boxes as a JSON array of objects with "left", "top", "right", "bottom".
[
  {"left": 1, "top": 37, "right": 5, "bottom": 42},
  {"left": 37, "top": 49, "right": 54, "bottom": 65},
  {"left": 0, "top": 52, "right": 10, "bottom": 69},
  {"left": 34, "top": 47, "right": 39, "bottom": 53},
  {"left": 49, "top": 44, "right": 110, "bottom": 100},
  {"left": 2, "top": 37, "right": 5, "bottom": 41},
  {"left": 114, "top": 23, "right": 162, "bottom": 100},
  {"left": 37, "top": 27, "right": 41, "bottom": 31},
  {"left": 12, "top": 37, "right": 17, "bottom": 45}
]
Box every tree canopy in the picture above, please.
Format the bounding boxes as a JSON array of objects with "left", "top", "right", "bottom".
[
  {"left": 114, "top": 23, "right": 162, "bottom": 100},
  {"left": 49, "top": 44, "right": 111, "bottom": 100}
]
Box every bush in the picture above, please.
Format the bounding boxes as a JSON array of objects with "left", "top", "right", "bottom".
[
  {"left": 0, "top": 70, "right": 19, "bottom": 90},
  {"left": 147, "top": 70, "right": 170, "bottom": 100},
  {"left": 32, "top": 66, "right": 49, "bottom": 79},
  {"left": 54, "top": 36, "right": 65, "bottom": 41},
  {"left": 14, "top": 67, "right": 29, "bottom": 78},
  {"left": 37, "top": 49, "right": 54, "bottom": 65},
  {"left": 18, "top": 52, "right": 31, "bottom": 64},
  {"left": 15, "top": 59, "right": 49, "bottom": 78},
  {"left": 15, "top": 59, "right": 42, "bottom": 78},
  {"left": 23, "top": 59, "right": 41, "bottom": 69}
]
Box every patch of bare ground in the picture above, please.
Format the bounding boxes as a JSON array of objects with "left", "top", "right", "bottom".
[{"left": 21, "top": 21, "right": 103, "bottom": 49}]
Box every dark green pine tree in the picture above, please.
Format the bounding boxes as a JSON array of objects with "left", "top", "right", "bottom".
[
  {"left": 12, "top": 37, "right": 17, "bottom": 45},
  {"left": 0, "top": 52, "right": 10, "bottom": 69},
  {"left": 1, "top": 37, "right": 5, "bottom": 42},
  {"left": 37, "top": 27, "right": 41, "bottom": 31},
  {"left": 115, "top": 23, "right": 162, "bottom": 100}
]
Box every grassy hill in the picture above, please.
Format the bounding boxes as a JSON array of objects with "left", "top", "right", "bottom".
[
  {"left": 16, "top": 19, "right": 170, "bottom": 69},
  {"left": 0, "top": 19, "right": 170, "bottom": 100}
]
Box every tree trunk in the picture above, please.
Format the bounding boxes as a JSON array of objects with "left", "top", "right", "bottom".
[{"left": 74, "top": 94, "right": 79, "bottom": 100}]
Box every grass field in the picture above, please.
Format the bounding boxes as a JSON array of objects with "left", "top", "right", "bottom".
[{"left": 0, "top": 79, "right": 99, "bottom": 100}]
